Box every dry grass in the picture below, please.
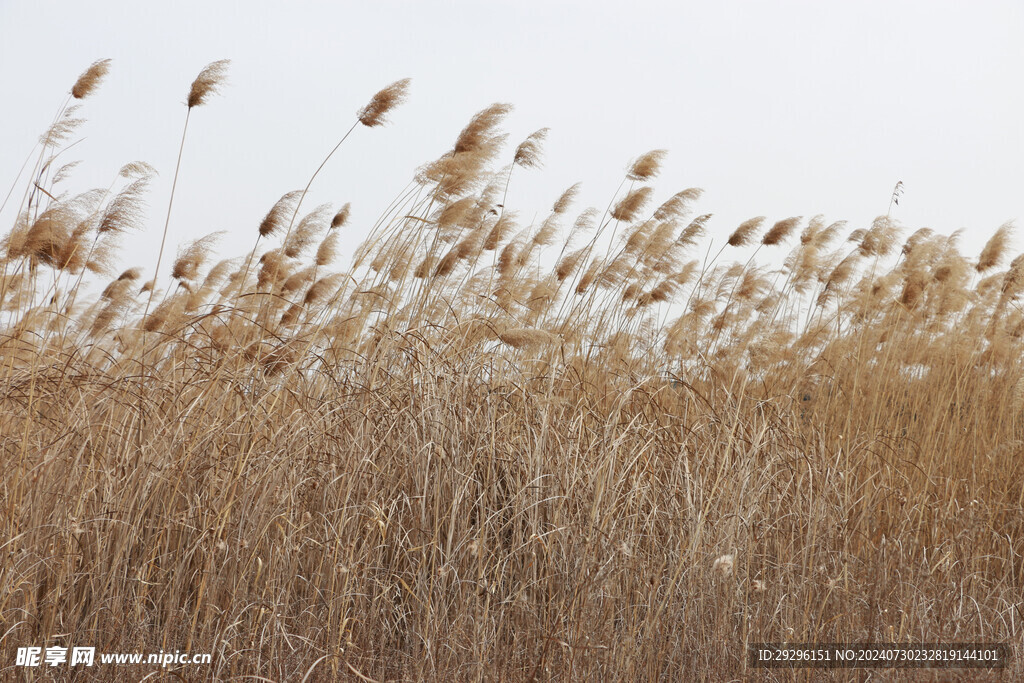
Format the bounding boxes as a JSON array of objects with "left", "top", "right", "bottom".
[{"left": 1, "top": 62, "right": 1022, "bottom": 682}]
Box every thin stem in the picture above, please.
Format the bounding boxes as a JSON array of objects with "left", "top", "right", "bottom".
[
  {"left": 143, "top": 107, "right": 192, "bottom": 330},
  {"left": 252, "top": 119, "right": 360, "bottom": 352}
]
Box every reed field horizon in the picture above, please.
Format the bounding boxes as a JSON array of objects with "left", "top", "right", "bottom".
[{"left": 1, "top": 59, "right": 1022, "bottom": 681}]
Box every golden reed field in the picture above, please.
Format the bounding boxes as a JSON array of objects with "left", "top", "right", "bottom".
[{"left": 1, "top": 60, "right": 1022, "bottom": 681}]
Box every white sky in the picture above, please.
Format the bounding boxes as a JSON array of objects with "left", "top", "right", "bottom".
[{"left": 1, "top": 1, "right": 1022, "bottom": 278}]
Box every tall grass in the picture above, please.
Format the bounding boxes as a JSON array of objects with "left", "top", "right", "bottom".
[{"left": 1, "top": 62, "right": 1022, "bottom": 681}]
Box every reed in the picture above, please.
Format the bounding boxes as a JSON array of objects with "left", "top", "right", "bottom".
[{"left": 1, "top": 61, "right": 1022, "bottom": 682}]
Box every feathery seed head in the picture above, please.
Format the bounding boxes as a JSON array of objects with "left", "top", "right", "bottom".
[
  {"left": 556, "top": 247, "right": 587, "bottom": 281},
  {"left": 99, "top": 178, "right": 149, "bottom": 235},
  {"left": 455, "top": 103, "right": 513, "bottom": 154},
  {"left": 284, "top": 204, "right": 332, "bottom": 258},
  {"left": 331, "top": 203, "right": 351, "bottom": 229},
  {"left": 514, "top": 128, "right": 549, "bottom": 168},
  {"left": 498, "top": 327, "right": 558, "bottom": 349},
  {"left": 713, "top": 554, "right": 735, "bottom": 577},
  {"left": 677, "top": 214, "right": 711, "bottom": 248},
  {"left": 611, "top": 186, "right": 654, "bottom": 223},
  {"left": 978, "top": 221, "right": 1014, "bottom": 273},
  {"left": 118, "top": 161, "right": 158, "bottom": 179},
  {"left": 40, "top": 105, "right": 85, "bottom": 147},
  {"left": 52, "top": 161, "right": 82, "bottom": 186},
  {"left": 72, "top": 59, "right": 112, "bottom": 99},
  {"left": 902, "top": 227, "right": 935, "bottom": 257},
  {"left": 654, "top": 188, "right": 703, "bottom": 221},
  {"left": 172, "top": 231, "right": 224, "bottom": 282},
  {"left": 552, "top": 182, "right": 582, "bottom": 214},
  {"left": 483, "top": 212, "right": 517, "bottom": 251},
  {"left": 304, "top": 273, "right": 346, "bottom": 306},
  {"left": 358, "top": 78, "right": 411, "bottom": 127},
  {"left": 187, "top": 59, "right": 230, "bottom": 108},
  {"left": 627, "top": 150, "right": 667, "bottom": 181},
  {"left": 1001, "top": 253, "right": 1024, "bottom": 299},
  {"left": 858, "top": 216, "right": 902, "bottom": 257},
  {"left": 434, "top": 248, "right": 460, "bottom": 277},
  {"left": 532, "top": 215, "right": 560, "bottom": 247},
  {"left": 800, "top": 215, "right": 826, "bottom": 244},
  {"left": 259, "top": 190, "right": 302, "bottom": 238},
  {"left": 762, "top": 216, "right": 801, "bottom": 246},
  {"left": 316, "top": 230, "right": 341, "bottom": 267},
  {"left": 728, "top": 216, "right": 765, "bottom": 247}
]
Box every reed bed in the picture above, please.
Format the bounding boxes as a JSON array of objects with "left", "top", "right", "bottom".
[{"left": 1, "top": 61, "right": 1022, "bottom": 681}]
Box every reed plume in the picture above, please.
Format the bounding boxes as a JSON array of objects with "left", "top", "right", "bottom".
[
  {"left": 627, "top": 149, "right": 667, "bottom": 181},
  {"left": 144, "top": 60, "right": 230, "bottom": 331},
  {"left": 513, "top": 128, "right": 549, "bottom": 168},
  {"left": 978, "top": 221, "right": 1014, "bottom": 272},
  {"left": 358, "top": 78, "right": 411, "bottom": 127},
  {"left": 728, "top": 216, "right": 765, "bottom": 247},
  {"left": 761, "top": 216, "right": 801, "bottom": 246},
  {"left": 71, "top": 58, "right": 112, "bottom": 99},
  {"left": 187, "top": 59, "right": 230, "bottom": 108},
  {"left": 611, "top": 186, "right": 653, "bottom": 222}
]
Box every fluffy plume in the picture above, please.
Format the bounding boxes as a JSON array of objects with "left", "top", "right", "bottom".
[
  {"left": 902, "top": 227, "right": 935, "bottom": 257},
  {"left": 316, "top": 230, "right": 342, "bottom": 267},
  {"left": 40, "top": 105, "right": 85, "bottom": 147},
  {"left": 513, "top": 128, "right": 549, "bottom": 168},
  {"left": 282, "top": 266, "right": 316, "bottom": 296},
  {"left": 654, "top": 188, "right": 703, "bottom": 221},
  {"left": 436, "top": 197, "right": 475, "bottom": 232},
  {"left": 187, "top": 60, "right": 230, "bottom": 108},
  {"left": 118, "top": 161, "right": 157, "bottom": 179},
  {"left": 728, "top": 217, "right": 765, "bottom": 247},
  {"left": 552, "top": 182, "right": 582, "bottom": 214},
  {"left": 713, "top": 554, "right": 735, "bottom": 577},
  {"left": 815, "top": 221, "right": 845, "bottom": 247},
  {"left": 24, "top": 210, "right": 73, "bottom": 267},
  {"left": 567, "top": 208, "right": 599, "bottom": 243},
  {"left": 100, "top": 268, "right": 142, "bottom": 301},
  {"left": 258, "top": 249, "right": 292, "bottom": 289},
  {"left": 259, "top": 191, "right": 302, "bottom": 238},
  {"left": 304, "top": 273, "right": 346, "bottom": 306},
  {"left": 52, "top": 160, "right": 82, "bottom": 185},
  {"left": 1000, "top": 253, "right": 1024, "bottom": 300},
  {"left": 817, "top": 253, "right": 861, "bottom": 306},
  {"left": 627, "top": 150, "right": 667, "bottom": 181},
  {"left": 358, "top": 78, "right": 411, "bottom": 127},
  {"left": 556, "top": 248, "right": 587, "bottom": 281},
  {"left": 172, "top": 231, "right": 225, "bottom": 282},
  {"left": 611, "top": 187, "right": 654, "bottom": 222},
  {"left": 625, "top": 221, "right": 657, "bottom": 254},
  {"left": 677, "top": 214, "right": 711, "bottom": 248},
  {"left": 455, "top": 103, "right": 513, "bottom": 154},
  {"left": 532, "top": 215, "right": 560, "bottom": 247},
  {"left": 285, "top": 204, "right": 332, "bottom": 258},
  {"left": 434, "top": 248, "right": 460, "bottom": 277},
  {"left": 858, "top": 216, "right": 901, "bottom": 257},
  {"left": 71, "top": 59, "right": 112, "bottom": 99},
  {"left": 762, "top": 216, "right": 801, "bottom": 246},
  {"left": 483, "top": 212, "right": 517, "bottom": 251},
  {"left": 498, "top": 327, "right": 558, "bottom": 349},
  {"left": 800, "top": 215, "right": 826, "bottom": 245},
  {"left": 331, "top": 203, "right": 351, "bottom": 229},
  {"left": 576, "top": 259, "right": 600, "bottom": 294},
  {"left": 98, "top": 178, "right": 149, "bottom": 235},
  {"left": 56, "top": 218, "right": 94, "bottom": 273},
  {"left": 977, "top": 222, "right": 1014, "bottom": 273}
]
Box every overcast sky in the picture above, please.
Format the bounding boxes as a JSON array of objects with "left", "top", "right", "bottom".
[{"left": 1, "top": 1, "right": 1021, "bottom": 278}]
